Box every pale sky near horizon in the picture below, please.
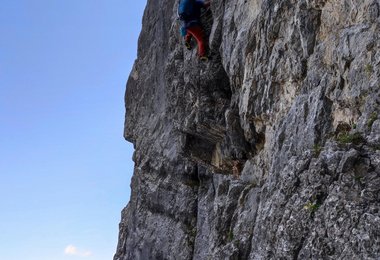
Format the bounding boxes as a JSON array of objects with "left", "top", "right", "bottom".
[{"left": 0, "top": 1, "right": 147, "bottom": 259}]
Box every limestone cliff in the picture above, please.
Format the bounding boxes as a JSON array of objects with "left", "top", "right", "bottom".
[{"left": 114, "top": 0, "right": 380, "bottom": 259}]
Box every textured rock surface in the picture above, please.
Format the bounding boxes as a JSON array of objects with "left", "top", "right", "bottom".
[{"left": 115, "top": 0, "right": 380, "bottom": 259}]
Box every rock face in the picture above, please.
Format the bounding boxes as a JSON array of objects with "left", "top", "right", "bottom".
[{"left": 114, "top": 0, "right": 380, "bottom": 259}]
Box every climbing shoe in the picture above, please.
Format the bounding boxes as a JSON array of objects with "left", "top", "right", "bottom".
[
  {"left": 200, "top": 56, "right": 208, "bottom": 62},
  {"left": 185, "top": 42, "right": 192, "bottom": 50}
]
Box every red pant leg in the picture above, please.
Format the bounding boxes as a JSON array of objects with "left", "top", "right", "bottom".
[{"left": 186, "top": 25, "right": 206, "bottom": 57}]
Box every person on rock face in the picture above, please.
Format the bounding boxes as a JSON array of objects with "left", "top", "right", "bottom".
[{"left": 178, "top": 0, "right": 211, "bottom": 61}]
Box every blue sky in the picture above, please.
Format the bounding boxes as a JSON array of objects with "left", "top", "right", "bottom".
[{"left": 0, "top": 1, "right": 146, "bottom": 259}]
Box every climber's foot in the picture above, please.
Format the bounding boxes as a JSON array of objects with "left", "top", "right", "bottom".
[
  {"left": 185, "top": 42, "right": 192, "bottom": 50},
  {"left": 200, "top": 55, "right": 208, "bottom": 62}
]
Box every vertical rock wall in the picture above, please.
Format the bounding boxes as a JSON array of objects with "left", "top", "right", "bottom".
[{"left": 115, "top": 0, "right": 380, "bottom": 259}]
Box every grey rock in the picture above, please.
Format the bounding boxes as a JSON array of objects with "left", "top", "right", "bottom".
[{"left": 115, "top": 0, "right": 380, "bottom": 259}]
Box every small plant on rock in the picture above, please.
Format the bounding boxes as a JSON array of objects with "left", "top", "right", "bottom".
[
  {"left": 365, "top": 64, "right": 373, "bottom": 76},
  {"left": 304, "top": 202, "right": 320, "bottom": 212},
  {"left": 367, "top": 112, "right": 378, "bottom": 128},
  {"left": 354, "top": 174, "right": 364, "bottom": 184},
  {"left": 313, "top": 144, "right": 323, "bottom": 157},
  {"left": 190, "top": 227, "right": 197, "bottom": 238},
  {"left": 336, "top": 132, "right": 365, "bottom": 145},
  {"left": 228, "top": 230, "right": 234, "bottom": 242},
  {"left": 184, "top": 179, "right": 200, "bottom": 188}
]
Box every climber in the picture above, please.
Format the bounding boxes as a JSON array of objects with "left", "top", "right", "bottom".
[{"left": 178, "top": 0, "right": 211, "bottom": 61}]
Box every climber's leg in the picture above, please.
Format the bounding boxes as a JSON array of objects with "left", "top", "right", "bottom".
[{"left": 187, "top": 25, "right": 207, "bottom": 57}]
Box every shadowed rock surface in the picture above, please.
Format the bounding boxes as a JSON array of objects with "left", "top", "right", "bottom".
[{"left": 114, "top": 0, "right": 380, "bottom": 259}]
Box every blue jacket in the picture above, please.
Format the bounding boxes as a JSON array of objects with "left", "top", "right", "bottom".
[
  {"left": 179, "top": 0, "right": 207, "bottom": 36},
  {"left": 183, "top": 0, "right": 206, "bottom": 29}
]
